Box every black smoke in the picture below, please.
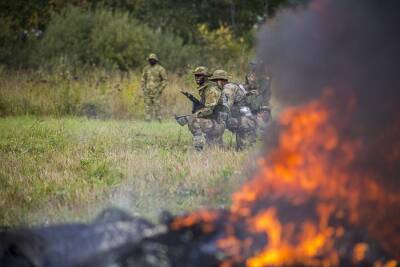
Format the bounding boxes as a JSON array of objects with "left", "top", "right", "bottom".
[
  {"left": 258, "top": 0, "right": 400, "bottom": 189},
  {"left": 257, "top": 0, "right": 400, "bottom": 257},
  {"left": 259, "top": 0, "right": 400, "bottom": 105}
]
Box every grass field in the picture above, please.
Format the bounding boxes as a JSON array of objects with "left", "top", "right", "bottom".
[{"left": 0, "top": 116, "right": 260, "bottom": 226}]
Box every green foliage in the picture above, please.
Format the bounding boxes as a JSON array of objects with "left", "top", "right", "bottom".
[
  {"left": 197, "top": 24, "right": 249, "bottom": 67},
  {"left": 0, "top": 17, "right": 17, "bottom": 65},
  {"left": 0, "top": 17, "right": 38, "bottom": 67},
  {"left": 35, "top": 6, "right": 94, "bottom": 68},
  {"left": 36, "top": 6, "right": 200, "bottom": 71},
  {"left": 0, "top": 0, "right": 309, "bottom": 69},
  {"left": 107, "top": 0, "right": 308, "bottom": 42},
  {"left": 79, "top": 145, "right": 123, "bottom": 186},
  {"left": 265, "top": 0, "right": 311, "bottom": 16}
]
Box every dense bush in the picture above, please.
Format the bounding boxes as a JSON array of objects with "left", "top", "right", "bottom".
[
  {"left": 0, "top": 4, "right": 253, "bottom": 72},
  {"left": 0, "top": 17, "right": 38, "bottom": 67},
  {"left": 198, "top": 24, "right": 249, "bottom": 67},
  {"left": 35, "top": 6, "right": 204, "bottom": 71}
]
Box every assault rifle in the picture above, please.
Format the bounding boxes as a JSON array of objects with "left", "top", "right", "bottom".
[
  {"left": 180, "top": 91, "right": 204, "bottom": 113},
  {"left": 174, "top": 91, "right": 202, "bottom": 126}
]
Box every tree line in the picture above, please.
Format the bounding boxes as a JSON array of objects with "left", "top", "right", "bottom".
[{"left": 0, "top": 0, "right": 308, "bottom": 71}]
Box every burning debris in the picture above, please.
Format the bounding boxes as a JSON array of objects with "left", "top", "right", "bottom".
[
  {"left": 255, "top": 0, "right": 400, "bottom": 262},
  {"left": 170, "top": 0, "right": 400, "bottom": 264},
  {"left": 0, "top": 208, "right": 161, "bottom": 267},
  {"left": 165, "top": 93, "right": 399, "bottom": 267},
  {"left": 1, "top": 0, "right": 400, "bottom": 266}
]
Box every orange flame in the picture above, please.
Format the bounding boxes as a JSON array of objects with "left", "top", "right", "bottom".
[
  {"left": 170, "top": 209, "right": 219, "bottom": 233},
  {"left": 170, "top": 93, "right": 400, "bottom": 266},
  {"left": 223, "top": 96, "right": 399, "bottom": 266}
]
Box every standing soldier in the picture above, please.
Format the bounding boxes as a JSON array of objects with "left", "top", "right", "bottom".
[
  {"left": 244, "top": 60, "right": 272, "bottom": 126},
  {"left": 176, "top": 66, "right": 225, "bottom": 151},
  {"left": 211, "top": 70, "right": 257, "bottom": 150},
  {"left": 140, "top": 53, "right": 168, "bottom": 122}
]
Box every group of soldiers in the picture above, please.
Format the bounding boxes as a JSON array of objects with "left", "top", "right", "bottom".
[{"left": 140, "top": 53, "right": 271, "bottom": 151}]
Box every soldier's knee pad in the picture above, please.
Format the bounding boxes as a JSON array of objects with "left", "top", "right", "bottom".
[
  {"left": 227, "top": 117, "right": 239, "bottom": 132},
  {"left": 208, "top": 119, "right": 225, "bottom": 132},
  {"left": 188, "top": 118, "right": 201, "bottom": 134},
  {"left": 239, "top": 116, "right": 257, "bottom": 131}
]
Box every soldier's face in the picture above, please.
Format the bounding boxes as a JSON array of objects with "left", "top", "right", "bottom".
[
  {"left": 149, "top": 59, "right": 157, "bottom": 65},
  {"left": 195, "top": 75, "right": 205, "bottom": 85},
  {"left": 216, "top": 80, "right": 227, "bottom": 89}
]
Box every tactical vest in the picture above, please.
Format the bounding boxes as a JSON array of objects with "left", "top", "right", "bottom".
[
  {"left": 223, "top": 83, "right": 247, "bottom": 118},
  {"left": 214, "top": 88, "right": 230, "bottom": 121}
]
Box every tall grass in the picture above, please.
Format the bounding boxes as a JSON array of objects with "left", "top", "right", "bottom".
[
  {"left": 0, "top": 117, "right": 259, "bottom": 226},
  {"left": 0, "top": 67, "right": 250, "bottom": 119}
]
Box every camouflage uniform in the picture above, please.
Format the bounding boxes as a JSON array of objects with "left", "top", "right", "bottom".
[
  {"left": 187, "top": 67, "right": 225, "bottom": 151},
  {"left": 244, "top": 62, "right": 272, "bottom": 129},
  {"left": 140, "top": 53, "right": 168, "bottom": 121},
  {"left": 212, "top": 70, "right": 258, "bottom": 150}
]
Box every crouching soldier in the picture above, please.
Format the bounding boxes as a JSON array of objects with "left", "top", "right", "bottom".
[
  {"left": 211, "top": 69, "right": 257, "bottom": 151},
  {"left": 175, "top": 66, "right": 225, "bottom": 151},
  {"left": 244, "top": 60, "right": 272, "bottom": 129}
]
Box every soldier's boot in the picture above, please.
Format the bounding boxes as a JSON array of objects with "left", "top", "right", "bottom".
[
  {"left": 193, "top": 133, "right": 206, "bottom": 151},
  {"left": 236, "top": 130, "right": 257, "bottom": 151}
]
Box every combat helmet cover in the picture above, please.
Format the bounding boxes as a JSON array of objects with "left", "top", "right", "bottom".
[
  {"left": 147, "top": 53, "right": 159, "bottom": 61},
  {"left": 192, "top": 66, "right": 210, "bottom": 76},
  {"left": 209, "top": 69, "right": 229, "bottom": 81}
]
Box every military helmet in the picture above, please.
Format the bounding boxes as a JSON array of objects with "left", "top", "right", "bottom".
[
  {"left": 209, "top": 69, "right": 229, "bottom": 81},
  {"left": 192, "top": 66, "right": 209, "bottom": 76},
  {"left": 147, "top": 53, "right": 159, "bottom": 61},
  {"left": 249, "top": 60, "right": 258, "bottom": 65},
  {"left": 250, "top": 59, "right": 264, "bottom": 66}
]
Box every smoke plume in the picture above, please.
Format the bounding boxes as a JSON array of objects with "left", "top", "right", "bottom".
[{"left": 257, "top": 0, "right": 400, "bottom": 257}]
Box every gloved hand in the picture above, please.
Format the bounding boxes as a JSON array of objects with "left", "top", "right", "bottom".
[{"left": 174, "top": 115, "right": 189, "bottom": 126}]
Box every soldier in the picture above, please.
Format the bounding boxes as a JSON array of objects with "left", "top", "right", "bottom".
[
  {"left": 244, "top": 60, "right": 272, "bottom": 127},
  {"left": 140, "top": 53, "right": 168, "bottom": 122},
  {"left": 178, "top": 66, "right": 226, "bottom": 151},
  {"left": 210, "top": 70, "right": 257, "bottom": 150}
]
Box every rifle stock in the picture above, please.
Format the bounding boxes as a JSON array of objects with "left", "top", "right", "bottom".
[{"left": 174, "top": 114, "right": 191, "bottom": 126}]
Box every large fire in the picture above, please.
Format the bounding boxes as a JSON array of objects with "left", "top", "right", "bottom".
[{"left": 171, "top": 92, "right": 399, "bottom": 267}]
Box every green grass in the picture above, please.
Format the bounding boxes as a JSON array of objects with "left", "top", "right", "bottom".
[{"left": 0, "top": 116, "right": 259, "bottom": 226}]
